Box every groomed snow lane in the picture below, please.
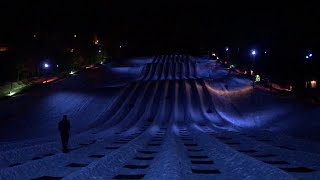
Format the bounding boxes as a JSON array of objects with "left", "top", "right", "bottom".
[{"left": 1, "top": 55, "right": 320, "bottom": 180}]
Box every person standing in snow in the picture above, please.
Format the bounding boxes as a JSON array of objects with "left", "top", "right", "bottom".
[{"left": 58, "top": 115, "right": 71, "bottom": 153}]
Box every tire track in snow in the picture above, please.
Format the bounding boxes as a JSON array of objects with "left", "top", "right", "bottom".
[
  {"left": 123, "top": 81, "right": 162, "bottom": 129},
  {"left": 109, "top": 81, "right": 154, "bottom": 131}
]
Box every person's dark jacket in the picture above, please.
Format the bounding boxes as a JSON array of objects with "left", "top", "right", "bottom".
[{"left": 59, "top": 119, "right": 70, "bottom": 134}]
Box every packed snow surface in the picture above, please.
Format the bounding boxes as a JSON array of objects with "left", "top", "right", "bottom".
[{"left": 0, "top": 55, "right": 320, "bottom": 179}]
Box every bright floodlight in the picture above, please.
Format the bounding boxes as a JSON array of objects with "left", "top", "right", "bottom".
[
  {"left": 44, "top": 63, "right": 49, "bottom": 68},
  {"left": 99, "top": 49, "right": 102, "bottom": 53},
  {"left": 306, "top": 56, "right": 309, "bottom": 59},
  {"left": 8, "top": 91, "right": 15, "bottom": 96},
  {"left": 226, "top": 47, "right": 229, "bottom": 51},
  {"left": 309, "top": 53, "right": 313, "bottom": 57},
  {"left": 251, "top": 50, "right": 256, "bottom": 55}
]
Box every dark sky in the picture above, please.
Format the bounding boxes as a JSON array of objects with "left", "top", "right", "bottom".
[{"left": 0, "top": 1, "right": 320, "bottom": 48}]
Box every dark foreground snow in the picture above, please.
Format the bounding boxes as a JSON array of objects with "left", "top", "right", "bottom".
[{"left": 0, "top": 55, "right": 320, "bottom": 179}]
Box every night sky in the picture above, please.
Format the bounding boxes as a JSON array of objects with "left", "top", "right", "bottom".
[
  {"left": 1, "top": 1, "right": 319, "bottom": 48},
  {"left": 0, "top": 1, "right": 320, "bottom": 83}
]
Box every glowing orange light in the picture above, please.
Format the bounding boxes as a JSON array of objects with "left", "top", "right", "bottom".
[
  {"left": 93, "top": 34, "right": 99, "bottom": 45},
  {"left": 310, "top": 80, "right": 317, "bottom": 88},
  {"left": 201, "top": 82, "right": 253, "bottom": 97},
  {"left": 86, "top": 65, "right": 95, "bottom": 69},
  {"left": 271, "top": 83, "right": 292, "bottom": 92},
  {"left": 0, "top": 47, "right": 9, "bottom": 52},
  {"left": 42, "top": 77, "right": 59, "bottom": 84}
]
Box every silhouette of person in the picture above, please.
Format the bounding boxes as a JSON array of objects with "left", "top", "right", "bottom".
[{"left": 59, "top": 115, "right": 71, "bottom": 153}]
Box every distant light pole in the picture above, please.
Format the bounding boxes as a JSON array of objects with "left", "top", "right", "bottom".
[
  {"left": 251, "top": 49, "right": 257, "bottom": 64},
  {"left": 251, "top": 49, "right": 257, "bottom": 87},
  {"left": 41, "top": 62, "right": 50, "bottom": 82},
  {"left": 251, "top": 50, "right": 257, "bottom": 67},
  {"left": 119, "top": 45, "right": 122, "bottom": 56},
  {"left": 305, "top": 52, "right": 313, "bottom": 82},
  {"left": 226, "top": 47, "right": 229, "bottom": 60},
  {"left": 10, "top": 81, "right": 13, "bottom": 96}
]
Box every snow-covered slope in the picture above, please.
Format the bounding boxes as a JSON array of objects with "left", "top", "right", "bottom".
[{"left": 0, "top": 55, "right": 320, "bottom": 179}]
